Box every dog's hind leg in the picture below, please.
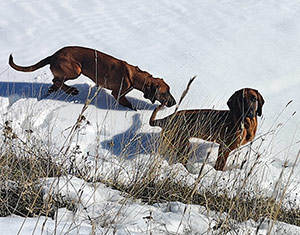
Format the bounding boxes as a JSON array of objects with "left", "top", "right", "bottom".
[
  {"left": 48, "top": 59, "right": 82, "bottom": 95},
  {"left": 48, "top": 77, "right": 79, "bottom": 95},
  {"left": 165, "top": 132, "right": 190, "bottom": 166},
  {"left": 177, "top": 139, "right": 191, "bottom": 167}
]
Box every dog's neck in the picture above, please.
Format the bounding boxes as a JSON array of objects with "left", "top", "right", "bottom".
[
  {"left": 129, "top": 67, "right": 154, "bottom": 91},
  {"left": 228, "top": 110, "right": 254, "bottom": 130},
  {"left": 229, "top": 111, "right": 257, "bottom": 143},
  {"left": 133, "top": 74, "right": 160, "bottom": 94}
]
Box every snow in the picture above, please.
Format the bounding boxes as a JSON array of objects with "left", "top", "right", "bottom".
[{"left": 1, "top": 0, "right": 300, "bottom": 234}]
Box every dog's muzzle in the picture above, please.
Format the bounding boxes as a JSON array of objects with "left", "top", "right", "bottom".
[
  {"left": 165, "top": 96, "right": 176, "bottom": 107},
  {"left": 246, "top": 108, "right": 255, "bottom": 118}
]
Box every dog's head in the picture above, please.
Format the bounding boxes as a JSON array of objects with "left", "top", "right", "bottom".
[
  {"left": 143, "top": 78, "right": 176, "bottom": 107},
  {"left": 227, "top": 88, "right": 264, "bottom": 118}
]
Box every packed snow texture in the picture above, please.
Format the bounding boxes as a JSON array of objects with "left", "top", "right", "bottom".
[{"left": 1, "top": 0, "right": 300, "bottom": 234}]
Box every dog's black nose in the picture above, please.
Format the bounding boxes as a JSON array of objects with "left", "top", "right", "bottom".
[{"left": 166, "top": 97, "right": 176, "bottom": 107}]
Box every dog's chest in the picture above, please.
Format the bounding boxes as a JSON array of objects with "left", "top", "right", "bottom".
[{"left": 239, "top": 117, "right": 258, "bottom": 144}]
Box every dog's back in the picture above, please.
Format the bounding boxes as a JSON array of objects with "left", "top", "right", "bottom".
[{"left": 150, "top": 106, "right": 232, "bottom": 144}]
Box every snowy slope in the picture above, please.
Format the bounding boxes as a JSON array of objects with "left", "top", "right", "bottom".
[{"left": 1, "top": 0, "right": 300, "bottom": 234}]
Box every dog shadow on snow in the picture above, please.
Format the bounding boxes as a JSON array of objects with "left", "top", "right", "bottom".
[
  {"left": 101, "top": 112, "right": 218, "bottom": 167},
  {"left": 0, "top": 81, "right": 156, "bottom": 110},
  {"left": 0, "top": 81, "right": 218, "bottom": 167},
  {"left": 101, "top": 113, "right": 159, "bottom": 158}
]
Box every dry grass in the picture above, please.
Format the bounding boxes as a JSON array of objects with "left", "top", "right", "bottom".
[
  {"left": 0, "top": 82, "right": 299, "bottom": 234},
  {"left": 0, "top": 121, "right": 63, "bottom": 217}
]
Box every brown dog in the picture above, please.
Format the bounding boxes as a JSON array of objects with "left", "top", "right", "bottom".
[
  {"left": 9, "top": 46, "right": 176, "bottom": 110},
  {"left": 149, "top": 88, "right": 264, "bottom": 171}
]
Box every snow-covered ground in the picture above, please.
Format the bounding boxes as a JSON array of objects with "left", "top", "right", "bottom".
[{"left": 1, "top": 0, "right": 300, "bottom": 234}]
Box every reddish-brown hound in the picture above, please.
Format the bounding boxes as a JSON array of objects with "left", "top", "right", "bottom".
[
  {"left": 9, "top": 46, "right": 176, "bottom": 110},
  {"left": 150, "top": 88, "right": 264, "bottom": 171}
]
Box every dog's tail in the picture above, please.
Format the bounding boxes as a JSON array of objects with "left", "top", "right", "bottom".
[
  {"left": 9, "top": 54, "right": 51, "bottom": 72},
  {"left": 149, "top": 105, "right": 165, "bottom": 127}
]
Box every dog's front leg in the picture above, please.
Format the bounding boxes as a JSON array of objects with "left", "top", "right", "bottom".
[
  {"left": 111, "top": 89, "right": 135, "bottom": 110},
  {"left": 111, "top": 78, "right": 136, "bottom": 110},
  {"left": 117, "top": 95, "right": 135, "bottom": 110}
]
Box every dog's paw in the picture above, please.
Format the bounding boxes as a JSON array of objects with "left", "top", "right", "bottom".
[
  {"left": 69, "top": 87, "right": 79, "bottom": 95},
  {"left": 48, "top": 85, "right": 58, "bottom": 94}
]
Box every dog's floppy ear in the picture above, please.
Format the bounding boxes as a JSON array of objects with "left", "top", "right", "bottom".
[
  {"left": 227, "top": 89, "right": 243, "bottom": 115},
  {"left": 256, "top": 90, "right": 264, "bottom": 117},
  {"left": 143, "top": 84, "right": 157, "bottom": 104}
]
